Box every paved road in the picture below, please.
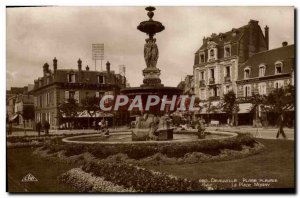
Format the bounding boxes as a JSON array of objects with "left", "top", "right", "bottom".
[
  {"left": 207, "top": 126, "right": 294, "bottom": 140},
  {"left": 8, "top": 126, "right": 294, "bottom": 140}
]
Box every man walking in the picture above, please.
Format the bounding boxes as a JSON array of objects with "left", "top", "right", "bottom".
[
  {"left": 43, "top": 120, "right": 50, "bottom": 136},
  {"left": 276, "top": 114, "right": 286, "bottom": 139}
]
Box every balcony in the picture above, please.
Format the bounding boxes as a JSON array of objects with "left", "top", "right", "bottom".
[
  {"left": 209, "top": 78, "right": 215, "bottom": 85},
  {"left": 199, "top": 80, "right": 205, "bottom": 86},
  {"left": 224, "top": 76, "right": 231, "bottom": 82}
]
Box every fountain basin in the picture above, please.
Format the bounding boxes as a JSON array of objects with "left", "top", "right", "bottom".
[{"left": 62, "top": 131, "right": 237, "bottom": 145}]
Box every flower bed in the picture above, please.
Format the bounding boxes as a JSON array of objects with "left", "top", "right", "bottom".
[
  {"left": 81, "top": 161, "right": 209, "bottom": 192},
  {"left": 59, "top": 168, "right": 135, "bottom": 192}
]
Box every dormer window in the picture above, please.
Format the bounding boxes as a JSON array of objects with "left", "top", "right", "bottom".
[
  {"left": 67, "top": 73, "right": 76, "bottom": 83},
  {"left": 98, "top": 75, "right": 105, "bottom": 84},
  {"left": 244, "top": 67, "right": 251, "bottom": 79},
  {"left": 259, "top": 64, "right": 266, "bottom": 77},
  {"left": 275, "top": 61, "right": 283, "bottom": 74},
  {"left": 224, "top": 45, "right": 231, "bottom": 57},
  {"left": 199, "top": 52, "right": 205, "bottom": 63}
]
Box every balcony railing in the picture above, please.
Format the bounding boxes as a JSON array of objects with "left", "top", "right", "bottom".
[
  {"left": 209, "top": 78, "right": 215, "bottom": 84},
  {"left": 209, "top": 96, "right": 220, "bottom": 101},
  {"left": 224, "top": 76, "right": 231, "bottom": 82}
]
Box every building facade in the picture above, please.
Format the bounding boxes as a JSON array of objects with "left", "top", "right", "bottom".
[
  {"left": 31, "top": 58, "right": 126, "bottom": 129},
  {"left": 236, "top": 43, "right": 294, "bottom": 125},
  {"left": 193, "top": 20, "right": 269, "bottom": 103}
]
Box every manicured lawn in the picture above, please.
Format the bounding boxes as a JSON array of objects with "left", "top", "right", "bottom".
[
  {"left": 144, "top": 139, "right": 295, "bottom": 190},
  {"left": 7, "top": 147, "right": 77, "bottom": 192}
]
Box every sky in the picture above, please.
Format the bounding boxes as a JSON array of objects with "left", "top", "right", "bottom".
[{"left": 6, "top": 6, "right": 294, "bottom": 89}]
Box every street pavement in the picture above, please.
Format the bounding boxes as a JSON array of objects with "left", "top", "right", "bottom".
[
  {"left": 207, "top": 126, "right": 295, "bottom": 140},
  {"left": 8, "top": 126, "right": 294, "bottom": 140}
]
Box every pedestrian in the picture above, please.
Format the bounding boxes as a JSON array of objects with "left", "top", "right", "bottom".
[
  {"left": 276, "top": 114, "right": 286, "bottom": 139},
  {"left": 43, "top": 120, "right": 50, "bottom": 136},
  {"left": 36, "top": 121, "right": 42, "bottom": 136}
]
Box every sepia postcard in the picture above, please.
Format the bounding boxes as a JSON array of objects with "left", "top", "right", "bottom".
[{"left": 6, "top": 6, "right": 295, "bottom": 193}]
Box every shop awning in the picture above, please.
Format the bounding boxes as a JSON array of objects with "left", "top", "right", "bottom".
[{"left": 238, "top": 103, "right": 252, "bottom": 114}]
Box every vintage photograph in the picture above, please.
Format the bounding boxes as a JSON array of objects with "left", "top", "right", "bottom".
[{"left": 6, "top": 6, "right": 295, "bottom": 193}]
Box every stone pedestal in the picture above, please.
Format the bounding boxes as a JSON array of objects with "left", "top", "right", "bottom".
[{"left": 141, "top": 67, "right": 163, "bottom": 87}]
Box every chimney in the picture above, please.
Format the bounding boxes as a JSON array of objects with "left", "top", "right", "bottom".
[
  {"left": 43, "top": 63, "right": 49, "bottom": 76},
  {"left": 203, "top": 36, "right": 206, "bottom": 44},
  {"left": 77, "top": 58, "right": 82, "bottom": 82},
  {"left": 264, "top": 25, "right": 269, "bottom": 50},
  {"left": 77, "top": 58, "right": 82, "bottom": 71},
  {"left": 282, "top": 41, "right": 288, "bottom": 47},
  {"left": 86, "top": 65, "right": 90, "bottom": 71},
  {"left": 53, "top": 57, "right": 57, "bottom": 74},
  {"left": 106, "top": 61, "right": 110, "bottom": 73}
]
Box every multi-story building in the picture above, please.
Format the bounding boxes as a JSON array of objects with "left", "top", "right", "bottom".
[
  {"left": 6, "top": 86, "right": 33, "bottom": 124},
  {"left": 14, "top": 94, "right": 34, "bottom": 127},
  {"left": 236, "top": 42, "right": 294, "bottom": 125},
  {"left": 31, "top": 58, "right": 126, "bottom": 129},
  {"left": 193, "top": 19, "right": 269, "bottom": 123}
]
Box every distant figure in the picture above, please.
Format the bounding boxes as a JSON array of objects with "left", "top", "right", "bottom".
[
  {"left": 36, "top": 121, "right": 42, "bottom": 136},
  {"left": 7, "top": 121, "right": 12, "bottom": 135},
  {"left": 276, "top": 114, "right": 286, "bottom": 139},
  {"left": 196, "top": 117, "right": 206, "bottom": 139},
  {"left": 43, "top": 121, "right": 50, "bottom": 136}
]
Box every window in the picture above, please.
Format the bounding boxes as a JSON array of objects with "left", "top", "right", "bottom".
[
  {"left": 200, "top": 71, "right": 204, "bottom": 80},
  {"left": 210, "top": 49, "right": 214, "bottom": 57},
  {"left": 224, "top": 46, "right": 231, "bottom": 57},
  {"left": 244, "top": 85, "right": 252, "bottom": 97},
  {"left": 67, "top": 73, "right": 76, "bottom": 83},
  {"left": 274, "top": 80, "right": 284, "bottom": 89},
  {"left": 200, "top": 89, "right": 206, "bottom": 100},
  {"left": 210, "top": 68, "right": 215, "bottom": 79},
  {"left": 259, "top": 65, "right": 266, "bottom": 77},
  {"left": 96, "top": 91, "right": 104, "bottom": 98},
  {"left": 275, "top": 61, "right": 283, "bottom": 74},
  {"left": 69, "top": 91, "right": 75, "bottom": 99},
  {"left": 46, "top": 92, "right": 50, "bottom": 105},
  {"left": 244, "top": 68, "right": 251, "bottom": 79},
  {"left": 210, "top": 87, "right": 219, "bottom": 97},
  {"left": 225, "top": 66, "right": 230, "bottom": 77},
  {"left": 258, "top": 83, "right": 267, "bottom": 95},
  {"left": 200, "top": 53, "right": 205, "bottom": 63},
  {"left": 98, "top": 75, "right": 105, "bottom": 84}
]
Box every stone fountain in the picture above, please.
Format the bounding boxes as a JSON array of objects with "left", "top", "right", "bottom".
[{"left": 120, "top": 6, "right": 183, "bottom": 141}]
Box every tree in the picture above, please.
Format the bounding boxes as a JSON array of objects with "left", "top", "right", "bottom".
[
  {"left": 249, "top": 94, "right": 266, "bottom": 127},
  {"left": 262, "top": 85, "right": 294, "bottom": 126},
  {"left": 222, "top": 90, "right": 239, "bottom": 126},
  {"left": 58, "top": 98, "right": 80, "bottom": 130},
  {"left": 202, "top": 97, "right": 220, "bottom": 123},
  {"left": 81, "top": 96, "right": 100, "bottom": 128}
]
